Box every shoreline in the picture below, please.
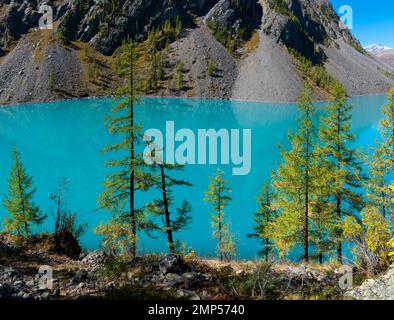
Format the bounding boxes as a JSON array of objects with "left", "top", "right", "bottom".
[{"left": 0, "top": 91, "right": 391, "bottom": 109}]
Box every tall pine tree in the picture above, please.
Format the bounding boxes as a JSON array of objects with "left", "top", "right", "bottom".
[
  {"left": 271, "top": 87, "right": 319, "bottom": 262},
  {"left": 3, "top": 147, "right": 45, "bottom": 237},
  {"left": 204, "top": 169, "right": 232, "bottom": 261},
  {"left": 99, "top": 40, "right": 154, "bottom": 257},
  {"left": 319, "top": 83, "right": 364, "bottom": 264}
]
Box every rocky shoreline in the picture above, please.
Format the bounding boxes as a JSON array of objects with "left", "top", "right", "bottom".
[{"left": 3, "top": 236, "right": 392, "bottom": 300}]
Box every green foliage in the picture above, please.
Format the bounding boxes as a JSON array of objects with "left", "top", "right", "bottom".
[
  {"left": 270, "top": 87, "right": 333, "bottom": 261},
  {"left": 3, "top": 147, "right": 45, "bottom": 237},
  {"left": 206, "top": 19, "right": 245, "bottom": 54},
  {"left": 204, "top": 169, "right": 235, "bottom": 260},
  {"left": 100, "top": 255, "right": 130, "bottom": 280},
  {"left": 48, "top": 72, "right": 56, "bottom": 92},
  {"left": 94, "top": 215, "right": 134, "bottom": 255},
  {"left": 175, "top": 15, "right": 182, "bottom": 38},
  {"left": 87, "top": 55, "right": 99, "bottom": 82},
  {"left": 344, "top": 206, "right": 392, "bottom": 274},
  {"left": 271, "top": 0, "right": 299, "bottom": 23},
  {"left": 288, "top": 48, "right": 343, "bottom": 97},
  {"left": 99, "top": 40, "right": 154, "bottom": 257},
  {"left": 365, "top": 90, "right": 394, "bottom": 217},
  {"left": 318, "top": 83, "right": 364, "bottom": 263},
  {"left": 248, "top": 182, "right": 277, "bottom": 260},
  {"left": 389, "top": 184, "right": 394, "bottom": 260},
  {"left": 145, "top": 162, "right": 193, "bottom": 253},
  {"left": 175, "top": 61, "right": 183, "bottom": 90},
  {"left": 56, "top": 26, "right": 68, "bottom": 45},
  {"left": 207, "top": 58, "right": 215, "bottom": 77},
  {"left": 221, "top": 222, "right": 236, "bottom": 260}
]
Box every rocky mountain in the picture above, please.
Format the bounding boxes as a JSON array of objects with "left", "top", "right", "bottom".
[
  {"left": 365, "top": 44, "right": 394, "bottom": 68},
  {"left": 0, "top": 0, "right": 393, "bottom": 105}
]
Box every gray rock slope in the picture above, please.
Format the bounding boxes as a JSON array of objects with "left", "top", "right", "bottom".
[
  {"left": 0, "top": 32, "right": 88, "bottom": 105},
  {"left": 233, "top": 0, "right": 394, "bottom": 102},
  {"left": 346, "top": 265, "right": 394, "bottom": 300},
  {"left": 171, "top": 21, "right": 237, "bottom": 99}
]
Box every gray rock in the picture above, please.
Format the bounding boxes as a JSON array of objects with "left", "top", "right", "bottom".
[
  {"left": 182, "top": 272, "right": 197, "bottom": 289},
  {"left": 346, "top": 265, "right": 394, "bottom": 300},
  {"left": 159, "top": 254, "right": 185, "bottom": 275},
  {"left": 160, "top": 273, "right": 185, "bottom": 288}
]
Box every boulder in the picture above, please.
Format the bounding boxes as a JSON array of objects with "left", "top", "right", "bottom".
[
  {"left": 81, "top": 250, "right": 109, "bottom": 270},
  {"left": 54, "top": 230, "right": 81, "bottom": 259},
  {"left": 158, "top": 254, "right": 185, "bottom": 275}
]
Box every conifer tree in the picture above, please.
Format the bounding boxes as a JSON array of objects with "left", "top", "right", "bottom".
[
  {"left": 204, "top": 169, "right": 232, "bottom": 261},
  {"left": 270, "top": 87, "right": 319, "bottom": 262},
  {"left": 99, "top": 40, "right": 154, "bottom": 257},
  {"left": 248, "top": 182, "right": 277, "bottom": 261},
  {"left": 94, "top": 214, "right": 133, "bottom": 255},
  {"left": 175, "top": 15, "right": 182, "bottom": 38},
  {"left": 221, "top": 222, "right": 237, "bottom": 261},
  {"left": 367, "top": 88, "right": 394, "bottom": 218},
  {"left": 3, "top": 147, "right": 45, "bottom": 237},
  {"left": 145, "top": 163, "right": 193, "bottom": 253},
  {"left": 319, "top": 83, "right": 364, "bottom": 264}
]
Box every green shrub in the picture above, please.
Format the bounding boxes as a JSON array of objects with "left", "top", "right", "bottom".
[
  {"left": 48, "top": 72, "right": 56, "bottom": 92},
  {"left": 288, "top": 48, "right": 344, "bottom": 96},
  {"left": 207, "top": 58, "right": 215, "bottom": 77},
  {"left": 100, "top": 255, "right": 130, "bottom": 280},
  {"left": 271, "top": 0, "right": 299, "bottom": 23}
]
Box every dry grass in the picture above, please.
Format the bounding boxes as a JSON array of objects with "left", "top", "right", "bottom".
[
  {"left": 27, "top": 29, "right": 59, "bottom": 64},
  {"left": 244, "top": 31, "right": 260, "bottom": 55},
  {"left": 0, "top": 3, "right": 9, "bottom": 18},
  {"left": 74, "top": 41, "right": 120, "bottom": 96}
]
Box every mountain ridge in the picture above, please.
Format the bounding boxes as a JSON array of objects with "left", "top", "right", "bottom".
[
  {"left": 365, "top": 44, "right": 394, "bottom": 69},
  {"left": 0, "top": 0, "right": 393, "bottom": 105}
]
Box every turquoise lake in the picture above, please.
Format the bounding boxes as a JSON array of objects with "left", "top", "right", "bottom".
[{"left": 0, "top": 95, "right": 389, "bottom": 260}]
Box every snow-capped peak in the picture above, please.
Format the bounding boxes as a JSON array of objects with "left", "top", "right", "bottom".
[{"left": 364, "top": 44, "right": 393, "bottom": 54}]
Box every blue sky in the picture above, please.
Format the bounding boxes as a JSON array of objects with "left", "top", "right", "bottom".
[{"left": 331, "top": 0, "right": 394, "bottom": 47}]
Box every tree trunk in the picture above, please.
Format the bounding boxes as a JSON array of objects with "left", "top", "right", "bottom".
[
  {"left": 337, "top": 195, "right": 342, "bottom": 264},
  {"left": 161, "top": 165, "right": 174, "bottom": 253},
  {"left": 304, "top": 122, "right": 310, "bottom": 262},
  {"left": 24, "top": 222, "right": 29, "bottom": 238},
  {"left": 129, "top": 45, "right": 136, "bottom": 258},
  {"left": 265, "top": 238, "right": 269, "bottom": 262},
  {"left": 336, "top": 107, "right": 342, "bottom": 265}
]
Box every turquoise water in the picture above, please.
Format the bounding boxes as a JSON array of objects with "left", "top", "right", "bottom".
[{"left": 0, "top": 95, "right": 388, "bottom": 259}]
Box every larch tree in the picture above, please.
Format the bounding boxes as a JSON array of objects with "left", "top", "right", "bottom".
[
  {"left": 3, "top": 147, "right": 45, "bottom": 237},
  {"left": 248, "top": 181, "right": 277, "bottom": 261},
  {"left": 204, "top": 169, "right": 233, "bottom": 261},
  {"left": 319, "top": 83, "right": 364, "bottom": 264},
  {"left": 270, "top": 87, "right": 319, "bottom": 262},
  {"left": 98, "top": 40, "right": 154, "bottom": 257},
  {"left": 367, "top": 88, "right": 394, "bottom": 219},
  {"left": 145, "top": 162, "right": 193, "bottom": 253}
]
